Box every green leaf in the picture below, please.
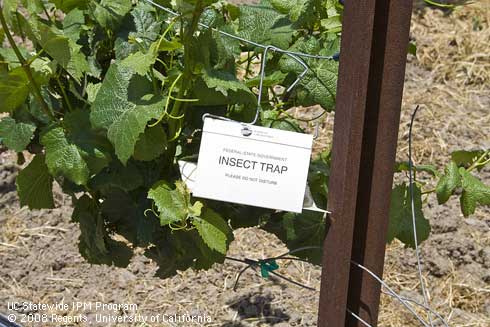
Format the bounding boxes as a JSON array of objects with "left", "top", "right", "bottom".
[
  {"left": 50, "top": 0, "right": 89, "bottom": 12},
  {"left": 90, "top": 63, "right": 165, "bottom": 164},
  {"left": 238, "top": 4, "right": 294, "bottom": 49},
  {"left": 280, "top": 37, "right": 338, "bottom": 110},
  {"left": 435, "top": 161, "right": 461, "bottom": 204},
  {"left": 92, "top": 0, "right": 133, "bottom": 30},
  {"left": 133, "top": 125, "right": 167, "bottom": 161},
  {"left": 101, "top": 189, "right": 158, "bottom": 246},
  {"left": 387, "top": 183, "right": 431, "bottom": 248},
  {"left": 271, "top": 0, "right": 320, "bottom": 28},
  {"left": 202, "top": 70, "right": 252, "bottom": 97},
  {"left": 40, "top": 125, "right": 90, "bottom": 185},
  {"left": 120, "top": 45, "right": 158, "bottom": 76},
  {"left": 261, "top": 110, "right": 303, "bottom": 132},
  {"left": 193, "top": 208, "right": 230, "bottom": 254},
  {"left": 270, "top": 0, "right": 297, "bottom": 14},
  {"left": 295, "top": 60, "right": 338, "bottom": 110},
  {"left": 114, "top": 1, "right": 162, "bottom": 59},
  {"left": 73, "top": 195, "right": 132, "bottom": 267},
  {"left": 64, "top": 109, "right": 112, "bottom": 174},
  {"left": 196, "top": 69, "right": 256, "bottom": 106},
  {"left": 245, "top": 71, "right": 287, "bottom": 88},
  {"left": 16, "top": 155, "right": 55, "bottom": 209},
  {"left": 408, "top": 41, "right": 417, "bottom": 56},
  {"left": 158, "top": 38, "right": 183, "bottom": 52},
  {"left": 148, "top": 180, "right": 189, "bottom": 225},
  {"left": 145, "top": 226, "right": 228, "bottom": 278},
  {"left": 264, "top": 210, "right": 326, "bottom": 264},
  {"left": 90, "top": 160, "right": 143, "bottom": 193},
  {"left": 321, "top": 15, "right": 342, "bottom": 33},
  {"left": 451, "top": 150, "right": 485, "bottom": 167},
  {"left": 395, "top": 161, "right": 439, "bottom": 177},
  {"left": 0, "top": 117, "right": 36, "bottom": 152},
  {"left": 189, "top": 201, "right": 204, "bottom": 217},
  {"left": 459, "top": 168, "right": 490, "bottom": 217},
  {"left": 20, "top": 17, "right": 90, "bottom": 81},
  {"left": 85, "top": 83, "right": 101, "bottom": 104},
  {"left": 0, "top": 68, "right": 30, "bottom": 113},
  {"left": 307, "top": 150, "right": 331, "bottom": 209},
  {"left": 63, "top": 8, "right": 86, "bottom": 41},
  {"left": 0, "top": 47, "right": 29, "bottom": 68},
  {"left": 1, "top": 0, "right": 19, "bottom": 24}
]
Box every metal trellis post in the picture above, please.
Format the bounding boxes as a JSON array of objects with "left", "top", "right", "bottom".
[{"left": 318, "top": 0, "right": 414, "bottom": 326}]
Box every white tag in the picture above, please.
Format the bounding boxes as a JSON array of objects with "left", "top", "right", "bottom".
[{"left": 193, "top": 118, "right": 313, "bottom": 213}]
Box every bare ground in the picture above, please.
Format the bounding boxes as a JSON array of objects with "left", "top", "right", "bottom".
[{"left": 1, "top": 1, "right": 490, "bottom": 327}]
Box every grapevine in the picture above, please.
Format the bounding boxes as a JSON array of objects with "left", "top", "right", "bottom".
[{"left": 0, "top": 0, "right": 488, "bottom": 278}]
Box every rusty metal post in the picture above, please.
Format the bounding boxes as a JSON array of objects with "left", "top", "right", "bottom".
[{"left": 317, "top": 0, "right": 414, "bottom": 326}]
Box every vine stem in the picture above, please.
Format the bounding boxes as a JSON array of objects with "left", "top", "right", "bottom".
[
  {"left": 0, "top": 7, "right": 54, "bottom": 121},
  {"left": 167, "top": 0, "right": 204, "bottom": 137},
  {"left": 467, "top": 150, "right": 490, "bottom": 172}
]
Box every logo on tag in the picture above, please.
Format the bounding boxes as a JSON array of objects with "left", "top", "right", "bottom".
[{"left": 193, "top": 118, "right": 313, "bottom": 213}]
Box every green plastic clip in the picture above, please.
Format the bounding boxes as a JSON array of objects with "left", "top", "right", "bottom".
[{"left": 259, "top": 259, "right": 279, "bottom": 278}]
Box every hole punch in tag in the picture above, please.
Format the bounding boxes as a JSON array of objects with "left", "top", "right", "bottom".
[{"left": 191, "top": 117, "right": 313, "bottom": 213}]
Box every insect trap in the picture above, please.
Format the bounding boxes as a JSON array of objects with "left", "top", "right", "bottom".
[{"left": 178, "top": 46, "right": 329, "bottom": 214}]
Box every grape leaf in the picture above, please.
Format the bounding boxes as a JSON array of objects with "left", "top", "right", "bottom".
[
  {"left": 245, "top": 71, "right": 288, "bottom": 88},
  {"left": 261, "top": 110, "right": 303, "bottom": 132},
  {"left": 16, "top": 155, "right": 55, "bottom": 209},
  {"left": 238, "top": 3, "right": 294, "bottom": 50},
  {"left": 0, "top": 68, "right": 30, "bottom": 113},
  {"left": 145, "top": 226, "right": 227, "bottom": 278},
  {"left": 271, "top": 0, "right": 317, "bottom": 27},
  {"left": 73, "top": 195, "right": 132, "bottom": 267},
  {"left": 387, "top": 183, "right": 430, "bottom": 248},
  {"left": 459, "top": 168, "right": 490, "bottom": 217},
  {"left": 133, "top": 125, "right": 167, "bottom": 162},
  {"left": 40, "top": 125, "right": 90, "bottom": 185},
  {"left": 435, "top": 161, "right": 461, "bottom": 204},
  {"left": 50, "top": 0, "right": 89, "bottom": 12},
  {"left": 92, "top": 0, "right": 133, "bottom": 30},
  {"left": 19, "top": 17, "right": 90, "bottom": 81},
  {"left": 1, "top": 0, "right": 19, "bottom": 24},
  {"left": 64, "top": 109, "right": 112, "bottom": 175},
  {"left": 0, "top": 117, "right": 36, "bottom": 152},
  {"left": 63, "top": 9, "right": 86, "bottom": 41},
  {"left": 114, "top": 1, "right": 162, "bottom": 59},
  {"left": 395, "top": 161, "right": 439, "bottom": 177},
  {"left": 279, "top": 37, "right": 338, "bottom": 110},
  {"left": 451, "top": 150, "right": 486, "bottom": 167},
  {"left": 101, "top": 189, "right": 158, "bottom": 246},
  {"left": 144, "top": 233, "right": 198, "bottom": 278},
  {"left": 85, "top": 83, "right": 101, "bottom": 104},
  {"left": 120, "top": 50, "right": 157, "bottom": 76},
  {"left": 148, "top": 180, "right": 189, "bottom": 225},
  {"left": 201, "top": 70, "right": 253, "bottom": 98},
  {"left": 90, "top": 63, "right": 165, "bottom": 164},
  {"left": 264, "top": 210, "right": 326, "bottom": 264},
  {"left": 193, "top": 208, "right": 230, "bottom": 254},
  {"left": 307, "top": 150, "right": 331, "bottom": 209},
  {"left": 90, "top": 160, "right": 143, "bottom": 193}
]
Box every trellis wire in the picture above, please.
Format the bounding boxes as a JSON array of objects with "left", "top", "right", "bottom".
[
  {"left": 347, "top": 106, "right": 449, "bottom": 327},
  {"left": 143, "top": 0, "right": 337, "bottom": 60},
  {"left": 143, "top": 0, "right": 337, "bottom": 128},
  {"left": 202, "top": 44, "right": 309, "bottom": 126},
  {"left": 143, "top": 1, "right": 446, "bottom": 325},
  {"left": 227, "top": 249, "right": 448, "bottom": 326},
  {"left": 409, "top": 105, "right": 435, "bottom": 327},
  {"left": 224, "top": 106, "right": 450, "bottom": 327}
]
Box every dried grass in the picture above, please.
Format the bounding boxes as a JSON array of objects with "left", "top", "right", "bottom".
[{"left": 379, "top": 2, "right": 490, "bottom": 326}]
